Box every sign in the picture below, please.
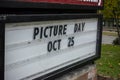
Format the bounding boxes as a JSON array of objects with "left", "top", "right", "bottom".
[
  {"left": 2, "top": 14, "right": 102, "bottom": 80},
  {"left": 0, "top": 0, "right": 103, "bottom": 9},
  {"left": 19, "top": 0, "right": 103, "bottom": 6}
]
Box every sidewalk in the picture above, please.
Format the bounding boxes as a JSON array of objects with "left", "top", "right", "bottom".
[{"left": 102, "top": 35, "right": 116, "bottom": 44}]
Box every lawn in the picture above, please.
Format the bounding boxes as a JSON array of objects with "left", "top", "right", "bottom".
[
  {"left": 96, "top": 44, "right": 120, "bottom": 78},
  {"left": 103, "top": 31, "right": 118, "bottom": 36}
]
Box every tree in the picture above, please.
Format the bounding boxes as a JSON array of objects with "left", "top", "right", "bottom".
[{"left": 102, "top": 0, "right": 120, "bottom": 44}]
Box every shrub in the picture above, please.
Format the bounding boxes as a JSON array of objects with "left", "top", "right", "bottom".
[{"left": 112, "top": 37, "right": 120, "bottom": 45}]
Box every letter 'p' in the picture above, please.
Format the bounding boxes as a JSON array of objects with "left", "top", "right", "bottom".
[{"left": 33, "top": 27, "right": 39, "bottom": 40}]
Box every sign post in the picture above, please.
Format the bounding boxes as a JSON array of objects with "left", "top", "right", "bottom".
[{"left": 1, "top": 14, "right": 102, "bottom": 80}]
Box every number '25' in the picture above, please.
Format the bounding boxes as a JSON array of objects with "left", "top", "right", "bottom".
[{"left": 68, "top": 37, "right": 74, "bottom": 47}]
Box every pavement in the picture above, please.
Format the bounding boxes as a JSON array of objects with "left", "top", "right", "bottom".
[{"left": 102, "top": 35, "right": 116, "bottom": 44}]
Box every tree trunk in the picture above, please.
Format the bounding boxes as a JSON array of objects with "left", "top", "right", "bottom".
[{"left": 115, "top": 17, "right": 120, "bottom": 44}]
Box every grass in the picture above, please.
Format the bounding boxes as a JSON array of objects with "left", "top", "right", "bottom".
[
  {"left": 103, "top": 31, "right": 118, "bottom": 36},
  {"left": 96, "top": 44, "right": 120, "bottom": 78}
]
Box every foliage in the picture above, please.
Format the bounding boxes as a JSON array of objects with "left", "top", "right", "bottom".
[
  {"left": 102, "top": 0, "right": 120, "bottom": 44},
  {"left": 113, "top": 37, "right": 120, "bottom": 45},
  {"left": 102, "top": 0, "right": 120, "bottom": 19},
  {"left": 96, "top": 44, "right": 120, "bottom": 78}
]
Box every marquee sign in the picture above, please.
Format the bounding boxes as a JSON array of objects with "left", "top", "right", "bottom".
[
  {"left": 19, "top": 0, "right": 102, "bottom": 6},
  {"left": 1, "top": 14, "right": 102, "bottom": 80},
  {"left": 0, "top": 0, "right": 103, "bottom": 9}
]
